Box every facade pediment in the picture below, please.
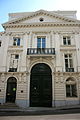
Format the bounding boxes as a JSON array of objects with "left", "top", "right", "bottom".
[
  {"left": 20, "top": 15, "right": 69, "bottom": 24},
  {"left": 3, "top": 10, "right": 80, "bottom": 27}
]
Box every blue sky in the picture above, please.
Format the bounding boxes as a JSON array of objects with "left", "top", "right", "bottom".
[{"left": 0, "top": 0, "right": 80, "bottom": 32}]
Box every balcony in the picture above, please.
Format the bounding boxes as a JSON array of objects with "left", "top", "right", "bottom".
[
  {"left": 8, "top": 68, "right": 17, "bottom": 72},
  {"left": 66, "top": 68, "right": 74, "bottom": 72},
  {"left": 27, "top": 48, "right": 55, "bottom": 55}
]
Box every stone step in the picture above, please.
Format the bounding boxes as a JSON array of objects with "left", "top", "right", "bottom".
[{"left": 0, "top": 103, "right": 19, "bottom": 109}]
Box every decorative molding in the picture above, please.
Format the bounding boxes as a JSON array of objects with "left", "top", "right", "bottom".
[
  {"left": 3, "top": 22, "right": 80, "bottom": 29},
  {"left": 8, "top": 46, "right": 23, "bottom": 53}
]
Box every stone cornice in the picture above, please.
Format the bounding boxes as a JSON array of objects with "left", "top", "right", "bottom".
[{"left": 3, "top": 22, "right": 80, "bottom": 29}]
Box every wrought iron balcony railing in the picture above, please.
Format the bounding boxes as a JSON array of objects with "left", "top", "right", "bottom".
[
  {"left": 66, "top": 68, "right": 74, "bottom": 72},
  {"left": 27, "top": 48, "right": 55, "bottom": 55}
]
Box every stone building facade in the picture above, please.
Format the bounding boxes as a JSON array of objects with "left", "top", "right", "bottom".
[{"left": 0, "top": 10, "right": 80, "bottom": 108}]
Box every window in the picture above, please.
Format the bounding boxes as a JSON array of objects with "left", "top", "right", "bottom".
[
  {"left": 13, "top": 37, "right": 20, "bottom": 46},
  {"left": 39, "top": 18, "right": 44, "bottom": 22},
  {"left": 66, "top": 79, "right": 77, "bottom": 97},
  {"left": 64, "top": 54, "right": 73, "bottom": 71},
  {"left": 9, "top": 54, "right": 19, "bottom": 72},
  {"left": 37, "top": 37, "right": 46, "bottom": 48},
  {"left": 0, "top": 41, "right": 1, "bottom": 47},
  {"left": 63, "top": 36, "right": 71, "bottom": 45}
]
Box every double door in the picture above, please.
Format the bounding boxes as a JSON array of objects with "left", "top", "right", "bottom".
[{"left": 30, "top": 74, "right": 52, "bottom": 107}]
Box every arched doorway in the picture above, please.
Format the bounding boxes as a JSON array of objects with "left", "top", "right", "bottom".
[
  {"left": 6, "top": 77, "right": 17, "bottom": 103},
  {"left": 30, "top": 63, "right": 52, "bottom": 107}
]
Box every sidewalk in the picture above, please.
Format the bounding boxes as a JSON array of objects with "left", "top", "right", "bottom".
[{"left": 0, "top": 104, "right": 80, "bottom": 112}]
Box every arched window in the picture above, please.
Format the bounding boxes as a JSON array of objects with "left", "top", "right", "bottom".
[{"left": 66, "top": 78, "right": 77, "bottom": 97}]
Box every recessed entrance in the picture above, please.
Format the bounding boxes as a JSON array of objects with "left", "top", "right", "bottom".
[
  {"left": 6, "top": 77, "right": 17, "bottom": 103},
  {"left": 30, "top": 63, "right": 52, "bottom": 107}
]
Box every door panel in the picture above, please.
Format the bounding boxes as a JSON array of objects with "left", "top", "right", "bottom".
[
  {"left": 30, "top": 76, "right": 41, "bottom": 107},
  {"left": 6, "top": 78, "right": 17, "bottom": 103},
  {"left": 30, "top": 63, "right": 52, "bottom": 107},
  {"left": 41, "top": 76, "right": 52, "bottom": 107}
]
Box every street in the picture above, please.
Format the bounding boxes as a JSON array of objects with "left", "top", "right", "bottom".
[{"left": 0, "top": 113, "right": 80, "bottom": 120}]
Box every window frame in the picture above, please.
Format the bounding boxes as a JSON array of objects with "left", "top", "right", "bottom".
[
  {"left": 64, "top": 54, "right": 73, "bottom": 70},
  {"left": 66, "top": 79, "right": 77, "bottom": 97},
  {"left": 37, "top": 37, "right": 46, "bottom": 48},
  {"left": 13, "top": 37, "right": 20, "bottom": 46},
  {"left": 9, "top": 54, "right": 19, "bottom": 71},
  {"left": 63, "top": 36, "right": 71, "bottom": 45}
]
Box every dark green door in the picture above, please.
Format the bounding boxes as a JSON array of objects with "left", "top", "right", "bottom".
[
  {"left": 6, "top": 77, "right": 17, "bottom": 103},
  {"left": 30, "top": 63, "right": 52, "bottom": 107}
]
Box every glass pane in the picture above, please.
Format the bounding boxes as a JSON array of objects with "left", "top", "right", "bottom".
[
  {"left": 13, "top": 38, "right": 17, "bottom": 46},
  {"left": 37, "top": 43, "right": 41, "bottom": 48},
  {"left": 17, "top": 38, "right": 20, "bottom": 46},
  {"left": 68, "top": 40, "right": 71, "bottom": 45},
  {"left": 72, "top": 85, "right": 77, "bottom": 97},
  {"left": 66, "top": 85, "right": 70, "bottom": 97},
  {"left": 42, "top": 37, "right": 46, "bottom": 48},
  {"left": 13, "top": 41, "right": 16, "bottom": 46},
  {"left": 69, "top": 54, "right": 72, "bottom": 58},
  {"left": 42, "top": 42, "right": 45, "bottom": 48},
  {"left": 63, "top": 37, "right": 66, "bottom": 40},
  {"left": 65, "top": 54, "right": 68, "bottom": 58},
  {"left": 42, "top": 38, "right": 45, "bottom": 42},
  {"left": 37, "top": 38, "right": 41, "bottom": 43},
  {"left": 67, "top": 37, "right": 70, "bottom": 40},
  {"left": 37, "top": 38, "right": 41, "bottom": 48},
  {"left": 15, "top": 54, "right": 19, "bottom": 59},
  {"left": 65, "top": 59, "right": 68, "bottom": 68},
  {"left": 63, "top": 39, "right": 66, "bottom": 45},
  {"left": 69, "top": 59, "right": 73, "bottom": 68},
  {"left": 13, "top": 38, "right": 17, "bottom": 41},
  {"left": 0, "top": 41, "right": 1, "bottom": 47}
]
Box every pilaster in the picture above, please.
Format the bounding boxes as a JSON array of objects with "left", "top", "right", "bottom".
[
  {"left": 26, "top": 72, "right": 30, "bottom": 107},
  {"left": 55, "top": 33, "right": 62, "bottom": 72},
  {"left": 75, "top": 33, "right": 80, "bottom": 72},
  {"left": 20, "top": 33, "right": 27, "bottom": 72},
  {"left": 0, "top": 73, "right": 6, "bottom": 104},
  {"left": 52, "top": 71, "right": 55, "bottom": 107}
]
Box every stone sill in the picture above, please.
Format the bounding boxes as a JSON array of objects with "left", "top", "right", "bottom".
[
  {"left": 60, "top": 45, "right": 76, "bottom": 51},
  {"left": 8, "top": 46, "right": 23, "bottom": 51}
]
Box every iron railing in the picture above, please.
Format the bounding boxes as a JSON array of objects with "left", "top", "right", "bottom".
[
  {"left": 66, "top": 68, "right": 74, "bottom": 72},
  {"left": 8, "top": 68, "right": 17, "bottom": 72},
  {"left": 27, "top": 48, "right": 55, "bottom": 55}
]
